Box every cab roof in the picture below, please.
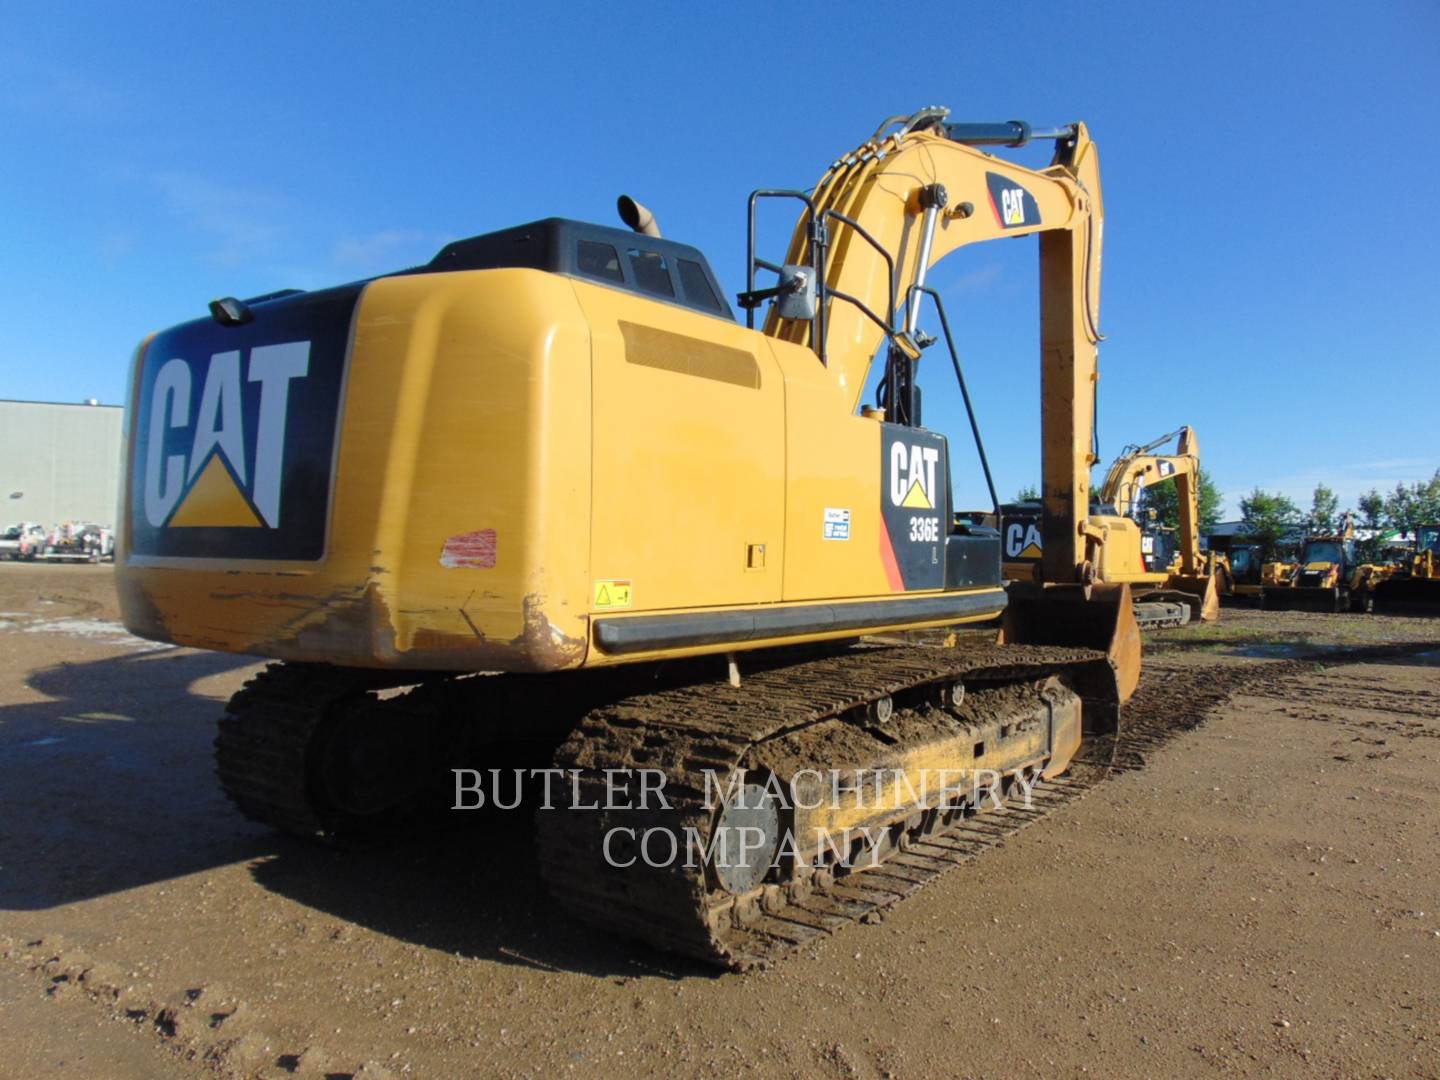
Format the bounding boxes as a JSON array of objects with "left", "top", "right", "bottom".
[{"left": 420, "top": 218, "right": 735, "bottom": 321}]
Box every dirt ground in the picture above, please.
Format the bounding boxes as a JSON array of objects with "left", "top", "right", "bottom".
[{"left": 1, "top": 563, "right": 1437, "bottom": 1079}]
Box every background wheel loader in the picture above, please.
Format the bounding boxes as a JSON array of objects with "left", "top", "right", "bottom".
[
  {"left": 1372, "top": 523, "right": 1440, "bottom": 613},
  {"left": 1208, "top": 541, "right": 1263, "bottom": 603},
  {"left": 115, "top": 107, "right": 1140, "bottom": 966},
  {"left": 1261, "top": 514, "right": 1391, "bottom": 612}
]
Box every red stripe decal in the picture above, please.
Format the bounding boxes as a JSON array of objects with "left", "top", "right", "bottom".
[
  {"left": 879, "top": 521, "right": 904, "bottom": 592},
  {"left": 987, "top": 188, "right": 1003, "bottom": 226}
]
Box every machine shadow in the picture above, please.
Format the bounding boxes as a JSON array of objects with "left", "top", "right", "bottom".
[
  {"left": 0, "top": 646, "right": 270, "bottom": 909},
  {"left": 1, "top": 643, "right": 714, "bottom": 978},
  {"left": 249, "top": 819, "right": 714, "bottom": 982}
]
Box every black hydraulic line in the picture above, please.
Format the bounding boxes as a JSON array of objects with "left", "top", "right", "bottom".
[
  {"left": 908, "top": 285, "right": 999, "bottom": 514},
  {"left": 819, "top": 209, "right": 896, "bottom": 330},
  {"left": 825, "top": 287, "right": 893, "bottom": 338},
  {"left": 1093, "top": 383, "right": 1100, "bottom": 468}
]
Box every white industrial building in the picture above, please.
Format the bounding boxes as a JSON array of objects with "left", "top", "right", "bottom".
[{"left": 0, "top": 399, "right": 125, "bottom": 527}]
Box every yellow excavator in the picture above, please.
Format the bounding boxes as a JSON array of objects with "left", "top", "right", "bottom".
[
  {"left": 116, "top": 107, "right": 1139, "bottom": 966},
  {"left": 1372, "top": 523, "right": 1440, "bottom": 613},
  {"left": 1003, "top": 426, "right": 1220, "bottom": 627}
]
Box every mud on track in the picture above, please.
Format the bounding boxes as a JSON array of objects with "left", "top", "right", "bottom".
[{"left": 1, "top": 565, "right": 1438, "bottom": 1078}]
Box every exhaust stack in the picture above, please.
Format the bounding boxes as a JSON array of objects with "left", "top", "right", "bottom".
[{"left": 617, "top": 195, "right": 660, "bottom": 238}]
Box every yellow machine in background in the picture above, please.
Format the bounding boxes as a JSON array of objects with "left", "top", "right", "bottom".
[
  {"left": 1373, "top": 523, "right": 1440, "bottom": 613},
  {"left": 1003, "top": 426, "right": 1219, "bottom": 628},
  {"left": 1210, "top": 542, "right": 1264, "bottom": 602},
  {"left": 1094, "top": 426, "right": 1220, "bottom": 624},
  {"left": 1261, "top": 557, "right": 1297, "bottom": 587},
  {"left": 1262, "top": 514, "right": 1390, "bottom": 612},
  {"left": 116, "top": 107, "right": 1138, "bottom": 965}
]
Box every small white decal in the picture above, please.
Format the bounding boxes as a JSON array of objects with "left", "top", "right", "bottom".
[{"left": 823, "top": 508, "right": 851, "bottom": 541}]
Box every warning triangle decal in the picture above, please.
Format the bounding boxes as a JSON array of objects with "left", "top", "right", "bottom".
[
  {"left": 168, "top": 453, "right": 264, "bottom": 528},
  {"left": 900, "top": 478, "right": 932, "bottom": 509}
]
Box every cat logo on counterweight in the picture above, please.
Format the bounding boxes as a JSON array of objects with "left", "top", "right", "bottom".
[
  {"left": 142, "top": 343, "right": 310, "bottom": 530},
  {"left": 127, "top": 284, "right": 357, "bottom": 562}
]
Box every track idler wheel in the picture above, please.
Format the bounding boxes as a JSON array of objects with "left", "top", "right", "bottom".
[{"left": 710, "top": 782, "right": 783, "bottom": 895}]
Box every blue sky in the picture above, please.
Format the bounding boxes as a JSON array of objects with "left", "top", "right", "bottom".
[{"left": 2, "top": 1, "right": 1436, "bottom": 517}]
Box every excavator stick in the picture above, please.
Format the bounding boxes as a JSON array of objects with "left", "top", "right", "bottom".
[
  {"left": 999, "top": 582, "right": 1140, "bottom": 707},
  {"left": 1371, "top": 577, "right": 1440, "bottom": 616}
]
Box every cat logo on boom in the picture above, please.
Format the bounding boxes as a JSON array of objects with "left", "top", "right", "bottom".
[
  {"left": 985, "top": 172, "right": 1040, "bottom": 229},
  {"left": 1000, "top": 188, "right": 1026, "bottom": 225}
]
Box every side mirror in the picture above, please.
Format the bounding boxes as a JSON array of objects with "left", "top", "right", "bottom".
[{"left": 776, "top": 264, "right": 816, "bottom": 321}]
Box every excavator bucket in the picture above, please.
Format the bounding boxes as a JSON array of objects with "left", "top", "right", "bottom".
[
  {"left": 1372, "top": 577, "right": 1440, "bottom": 615},
  {"left": 999, "top": 582, "right": 1141, "bottom": 706},
  {"left": 1166, "top": 572, "right": 1221, "bottom": 623}
]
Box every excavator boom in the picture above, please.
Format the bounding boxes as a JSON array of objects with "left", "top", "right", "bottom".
[
  {"left": 766, "top": 115, "right": 1105, "bottom": 587},
  {"left": 745, "top": 112, "right": 1136, "bottom": 690}
]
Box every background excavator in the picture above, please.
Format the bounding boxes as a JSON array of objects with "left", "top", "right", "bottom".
[
  {"left": 1002, "top": 426, "right": 1220, "bottom": 628},
  {"left": 1372, "top": 523, "right": 1440, "bottom": 613},
  {"left": 115, "top": 107, "right": 1138, "bottom": 966}
]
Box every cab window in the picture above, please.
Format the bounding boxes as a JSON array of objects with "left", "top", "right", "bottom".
[
  {"left": 627, "top": 248, "right": 675, "bottom": 297},
  {"left": 577, "top": 240, "right": 623, "bottom": 283},
  {"left": 678, "top": 259, "right": 722, "bottom": 313}
]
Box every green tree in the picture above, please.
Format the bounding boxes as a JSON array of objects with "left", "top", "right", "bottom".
[
  {"left": 1014, "top": 484, "right": 1039, "bottom": 502},
  {"left": 1384, "top": 470, "right": 1440, "bottom": 535},
  {"left": 1356, "top": 488, "right": 1386, "bottom": 561},
  {"left": 1239, "top": 488, "right": 1302, "bottom": 562},
  {"left": 1381, "top": 473, "right": 1440, "bottom": 536},
  {"left": 1309, "top": 483, "right": 1339, "bottom": 533},
  {"left": 1138, "top": 467, "right": 1223, "bottom": 532}
]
